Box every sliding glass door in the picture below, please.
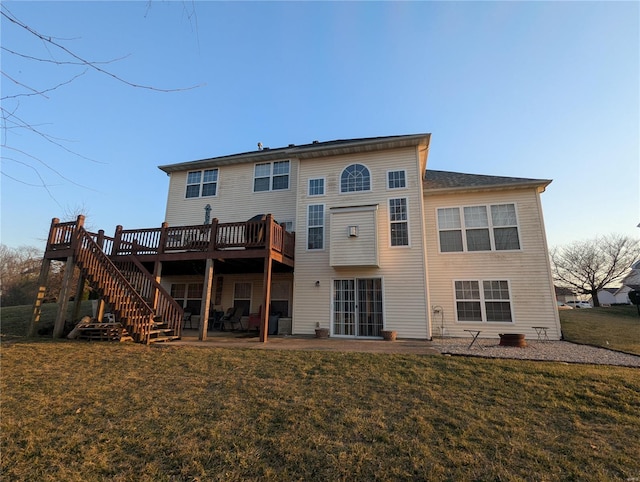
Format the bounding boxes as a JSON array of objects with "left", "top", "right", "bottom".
[{"left": 333, "top": 278, "right": 383, "bottom": 337}]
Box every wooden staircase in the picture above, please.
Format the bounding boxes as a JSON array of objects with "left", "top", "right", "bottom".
[{"left": 73, "top": 227, "right": 183, "bottom": 344}]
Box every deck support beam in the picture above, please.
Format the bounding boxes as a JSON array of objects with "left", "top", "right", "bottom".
[
  {"left": 260, "top": 215, "right": 274, "bottom": 343},
  {"left": 198, "top": 258, "right": 215, "bottom": 340},
  {"left": 53, "top": 255, "right": 75, "bottom": 338}
]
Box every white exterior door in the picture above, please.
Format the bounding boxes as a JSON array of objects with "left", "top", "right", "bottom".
[{"left": 333, "top": 278, "right": 383, "bottom": 337}]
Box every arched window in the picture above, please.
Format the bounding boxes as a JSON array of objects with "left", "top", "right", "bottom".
[{"left": 340, "top": 164, "right": 371, "bottom": 193}]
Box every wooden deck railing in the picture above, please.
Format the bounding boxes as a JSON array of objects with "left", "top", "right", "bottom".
[
  {"left": 108, "top": 217, "right": 295, "bottom": 259},
  {"left": 46, "top": 216, "right": 295, "bottom": 261},
  {"left": 74, "top": 227, "right": 160, "bottom": 343}
]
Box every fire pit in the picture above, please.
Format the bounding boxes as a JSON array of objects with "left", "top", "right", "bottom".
[{"left": 499, "top": 333, "right": 526, "bottom": 347}]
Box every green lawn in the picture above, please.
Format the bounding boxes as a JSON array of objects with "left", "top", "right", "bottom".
[
  {"left": 1, "top": 303, "right": 639, "bottom": 480},
  {"left": 559, "top": 305, "right": 640, "bottom": 355}
]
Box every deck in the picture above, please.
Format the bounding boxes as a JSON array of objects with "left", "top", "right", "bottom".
[{"left": 44, "top": 215, "right": 295, "bottom": 266}]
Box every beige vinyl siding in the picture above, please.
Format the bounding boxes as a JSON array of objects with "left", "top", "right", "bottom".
[
  {"left": 424, "top": 188, "right": 561, "bottom": 340},
  {"left": 292, "top": 147, "right": 429, "bottom": 339},
  {"left": 164, "top": 160, "right": 298, "bottom": 227},
  {"left": 330, "top": 207, "right": 379, "bottom": 267}
]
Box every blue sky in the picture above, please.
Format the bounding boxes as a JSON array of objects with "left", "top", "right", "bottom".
[{"left": 1, "top": 1, "right": 638, "bottom": 249}]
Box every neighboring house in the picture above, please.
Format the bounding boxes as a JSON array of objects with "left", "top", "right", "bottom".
[
  {"left": 555, "top": 286, "right": 575, "bottom": 304},
  {"left": 157, "top": 133, "right": 560, "bottom": 341},
  {"left": 623, "top": 260, "right": 640, "bottom": 291},
  {"left": 597, "top": 287, "right": 632, "bottom": 305},
  {"left": 34, "top": 133, "right": 562, "bottom": 342}
]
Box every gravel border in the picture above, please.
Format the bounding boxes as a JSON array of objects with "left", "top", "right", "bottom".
[{"left": 434, "top": 338, "right": 640, "bottom": 367}]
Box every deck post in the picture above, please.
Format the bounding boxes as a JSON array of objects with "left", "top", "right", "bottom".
[
  {"left": 158, "top": 222, "right": 168, "bottom": 255},
  {"left": 151, "top": 223, "right": 168, "bottom": 312},
  {"left": 259, "top": 214, "right": 274, "bottom": 343},
  {"left": 208, "top": 219, "right": 218, "bottom": 251},
  {"left": 52, "top": 255, "right": 75, "bottom": 338},
  {"left": 113, "top": 225, "right": 123, "bottom": 255},
  {"left": 52, "top": 216, "right": 84, "bottom": 338},
  {"left": 96, "top": 229, "right": 105, "bottom": 252},
  {"left": 198, "top": 258, "right": 215, "bottom": 340},
  {"left": 71, "top": 269, "right": 85, "bottom": 322}
]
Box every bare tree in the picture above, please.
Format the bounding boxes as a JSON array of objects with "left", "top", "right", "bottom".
[
  {"left": 1, "top": 3, "right": 199, "bottom": 201},
  {"left": 0, "top": 244, "right": 45, "bottom": 306},
  {"left": 551, "top": 234, "right": 640, "bottom": 307}
]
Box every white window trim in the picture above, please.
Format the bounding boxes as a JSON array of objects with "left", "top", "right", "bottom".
[
  {"left": 253, "top": 160, "right": 290, "bottom": 193},
  {"left": 436, "top": 203, "right": 521, "bottom": 253},
  {"left": 388, "top": 197, "right": 410, "bottom": 248},
  {"left": 185, "top": 168, "right": 219, "bottom": 199},
  {"left": 453, "top": 279, "right": 515, "bottom": 323},
  {"left": 386, "top": 169, "right": 407, "bottom": 190},
  {"left": 339, "top": 163, "right": 373, "bottom": 194},
  {"left": 233, "top": 281, "right": 253, "bottom": 313},
  {"left": 307, "top": 177, "right": 326, "bottom": 197},
  {"left": 307, "top": 203, "right": 325, "bottom": 251}
]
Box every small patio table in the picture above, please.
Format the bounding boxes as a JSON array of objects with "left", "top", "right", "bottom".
[
  {"left": 532, "top": 326, "right": 549, "bottom": 343},
  {"left": 464, "top": 329, "right": 482, "bottom": 349}
]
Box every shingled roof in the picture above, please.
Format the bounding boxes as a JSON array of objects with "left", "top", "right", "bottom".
[
  {"left": 159, "top": 133, "right": 431, "bottom": 173},
  {"left": 424, "top": 170, "right": 551, "bottom": 193}
]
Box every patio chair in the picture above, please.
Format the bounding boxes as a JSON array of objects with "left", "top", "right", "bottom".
[
  {"left": 222, "top": 306, "right": 245, "bottom": 331},
  {"left": 182, "top": 311, "right": 193, "bottom": 329},
  {"left": 247, "top": 305, "right": 262, "bottom": 331}
]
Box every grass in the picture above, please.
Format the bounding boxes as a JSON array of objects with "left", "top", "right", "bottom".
[
  {"left": 2, "top": 342, "right": 639, "bottom": 481},
  {"left": 559, "top": 305, "right": 640, "bottom": 355},
  {"left": 1, "top": 300, "right": 94, "bottom": 338},
  {"left": 1, "top": 302, "right": 639, "bottom": 480}
]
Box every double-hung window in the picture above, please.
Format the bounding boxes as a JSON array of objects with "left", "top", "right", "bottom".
[
  {"left": 308, "top": 178, "right": 325, "bottom": 196},
  {"left": 186, "top": 169, "right": 218, "bottom": 198},
  {"left": 387, "top": 170, "right": 406, "bottom": 189},
  {"left": 254, "top": 160, "right": 290, "bottom": 192},
  {"left": 455, "top": 280, "right": 513, "bottom": 322},
  {"left": 437, "top": 203, "right": 520, "bottom": 252},
  {"left": 307, "top": 204, "right": 324, "bottom": 250},
  {"left": 389, "top": 198, "right": 409, "bottom": 246}
]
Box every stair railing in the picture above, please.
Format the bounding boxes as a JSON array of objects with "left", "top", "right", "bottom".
[
  {"left": 114, "top": 256, "right": 184, "bottom": 336},
  {"left": 74, "top": 227, "right": 156, "bottom": 343}
]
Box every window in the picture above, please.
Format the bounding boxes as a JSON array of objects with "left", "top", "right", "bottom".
[
  {"left": 308, "top": 178, "right": 325, "bottom": 196},
  {"left": 186, "top": 169, "right": 218, "bottom": 198},
  {"left": 280, "top": 221, "right": 294, "bottom": 232},
  {"left": 254, "top": 160, "right": 290, "bottom": 192},
  {"left": 171, "top": 282, "right": 204, "bottom": 315},
  {"left": 454, "top": 280, "right": 512, "bottom": 322},
  {"left": 437, "top": 203, "right": 520, "bottom": 252},
  {"left": 271, "top": 281, "right": 290, "bottom": 317},
  {"left": 307, "top": 204, "right": 324, "bottom": 250},
  {"left": 389, "top": 198, "right": 409, "bottom": 246},
  {"left": 234, "top": 282, "right": 252, "bottom": 316},
  {"left": 387, "top": 170, "right": 406, "bottom": 189},
  {"left": 340, "top": 164, "right": 371, "bottom": 193}
]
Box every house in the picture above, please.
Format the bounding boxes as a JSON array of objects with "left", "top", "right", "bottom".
[
  {"left": 555, "top": 286, "right": 575, "bottom": 304},
  {"left": 597, "top": 287, "right": 632, "bottom": 305},
  {"left": 32, "top": 133, "right": 562, "bottom": 342}
]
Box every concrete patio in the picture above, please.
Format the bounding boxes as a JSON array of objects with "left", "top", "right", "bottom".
[{"left": 169, "top": 329, "right": 441, "bottom": 355}]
